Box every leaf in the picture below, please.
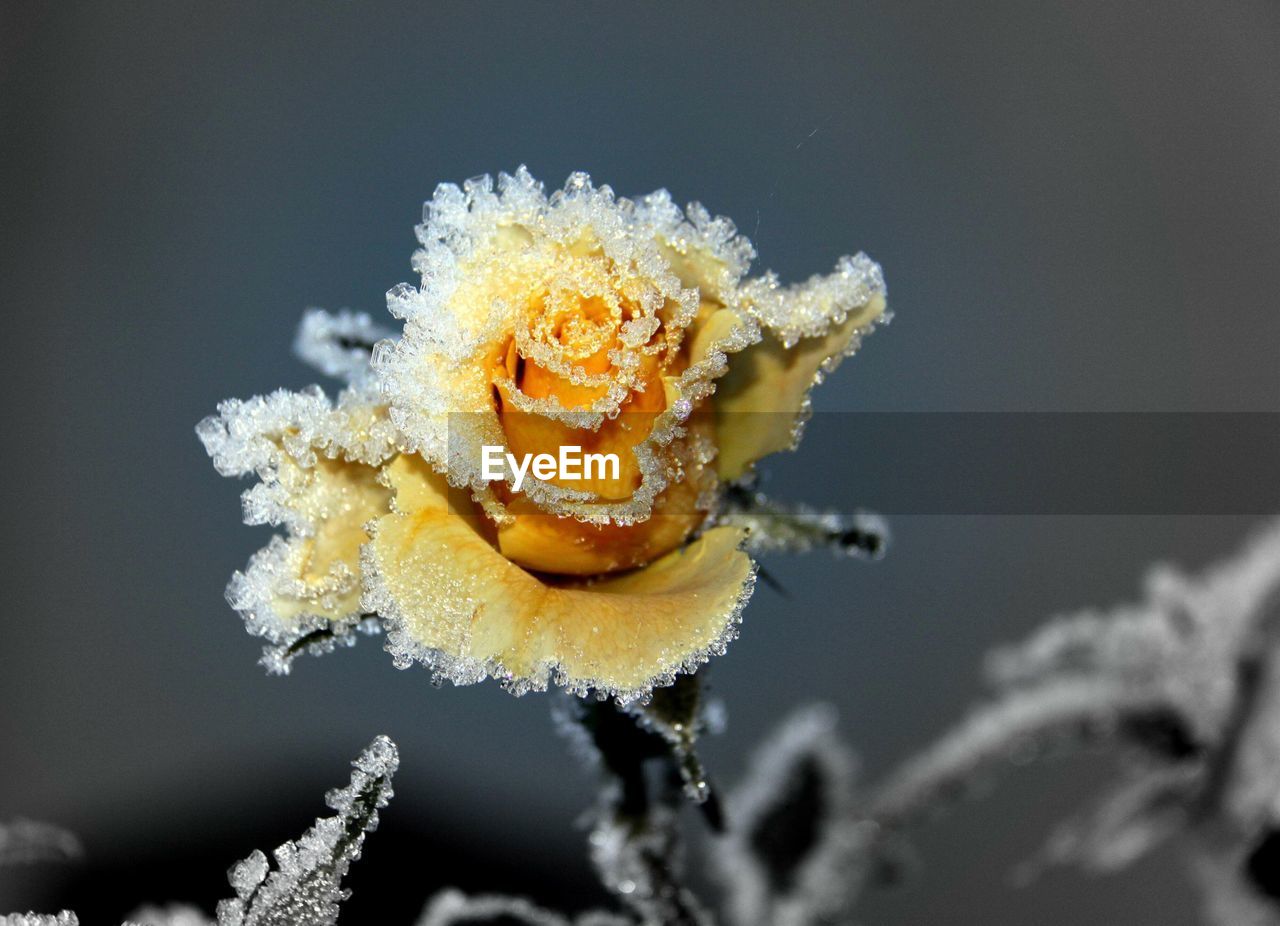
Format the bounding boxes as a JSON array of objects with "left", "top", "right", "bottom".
[{"left": 215, "top": 735, "right": 399, "bottom": 926}]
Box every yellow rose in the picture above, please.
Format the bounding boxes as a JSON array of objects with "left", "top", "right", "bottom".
[{"left": 198, "top": 168, "right": 886, "bottom": 703}]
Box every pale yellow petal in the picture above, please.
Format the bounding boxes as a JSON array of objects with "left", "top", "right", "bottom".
[
  {"left": 198, "top": 386, "right": 398, "bottom": 653},
  {"left": 714, "top": 290, "right": 886, "bottom": 481},
  {"left": 363, "top": 454, "right": 755, "bottom": 701}
]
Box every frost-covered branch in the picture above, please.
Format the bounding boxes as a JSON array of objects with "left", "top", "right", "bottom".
[
  {"left": 868, "top": 679, "right": 1161, "bottom": 828},
  {"left": 214, "top": 734, "right": 398, "bottom": 926},
  {"left": 715, "top": 488, "right": 887, "bottom": 559}
]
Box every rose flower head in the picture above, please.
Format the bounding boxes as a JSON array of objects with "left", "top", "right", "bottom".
[{"left": 198, "top": 168, "right": 887, "bottom": 703}]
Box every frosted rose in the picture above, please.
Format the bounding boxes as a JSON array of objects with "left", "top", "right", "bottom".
[{"left": 199, "top": 168, "right": 886, "bottom": 702}]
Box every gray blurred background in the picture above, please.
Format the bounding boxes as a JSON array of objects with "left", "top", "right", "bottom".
[{"left": 2, "top": 1, "right": 1278, "bottom": 921}]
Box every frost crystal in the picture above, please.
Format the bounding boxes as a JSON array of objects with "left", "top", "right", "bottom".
[
  {"left": 0, "top": 819, "right": 82, "bottom": 866},
  {"left": 713, "top": 705, "right": 872, "bottom": 926},
  {"left": 294, "top": 308, "right": 397, "bottom": 384},
  {"left": 0, "top": 917, "right": 79, "bottom": 926},
  {"left": 214, "top": 735, "right": 398, "bottom": 926}
]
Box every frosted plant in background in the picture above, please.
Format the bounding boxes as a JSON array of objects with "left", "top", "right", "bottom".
[
  {"left": 199, "top": 167, "right": 888, "bottom": 704},
  {"left": 555, "top": 678, "right": 718, "bottom": 926},
  {"left": 11, "top": 521, "right": 1280, "bottom": 923},
  {"left": 862, "top": 518, "right": 1280, "bottom": 925},
  {"left": 711, "top": 705, "right": 874, "bottom": 926}
]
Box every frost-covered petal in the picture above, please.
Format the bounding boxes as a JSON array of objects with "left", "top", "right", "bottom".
[
  {"left": 362, "top": 454, "right": 755, "bottom": 702},
  {"left": 197, "top": 385, "right": 398, "bottom": 670},
  {"left": 713, "top": 255, "right": 887, "bottom": 481},
  {"left": 636, "top": 191, "right": 757, "bottom": 303}
]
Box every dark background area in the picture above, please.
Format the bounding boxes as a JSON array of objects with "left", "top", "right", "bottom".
[{"left": 2, "top": 1, "right": 1278, "bottom": 922}]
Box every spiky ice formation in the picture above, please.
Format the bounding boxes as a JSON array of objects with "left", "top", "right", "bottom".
[{"left": 215, "top": 735, "right": 399, "bottom": 926}]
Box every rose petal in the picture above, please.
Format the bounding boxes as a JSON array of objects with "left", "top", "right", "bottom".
[
  {"left": 363, "top": 454, "right": 755, "bottom": 702},
  {"left": 714, "top": 282, "right": 886, "bottom": 481}
]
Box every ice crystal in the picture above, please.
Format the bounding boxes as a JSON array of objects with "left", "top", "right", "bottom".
[
  {"left": 214, "top": 735, "right": 398, "bottom": 926},
  {"left": 0, "top": 915, "right": 79, "bottom": 926},
  {"left": 416, "top": 889, "right": 630, "bottom": 926},
  {"left": 0, "top": 819, "right": 82, "bottom": 867},
  {"left": 294, "top": 308, "right": 397, "bottom": 384},
  {"left": 712, "top": 705, "right": 872, "bottom": 926}
]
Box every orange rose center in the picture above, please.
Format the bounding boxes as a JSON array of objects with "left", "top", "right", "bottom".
[{"left": 487, "top": 292, "right": 705, "bottom": 575}]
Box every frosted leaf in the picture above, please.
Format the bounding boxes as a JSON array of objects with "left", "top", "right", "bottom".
[
  {"left": 0, "top": 916, "right": 78, "bottom": 926},
  {"left": 868, "top": 517, "right": 1280, "bottom": 916},
  {"left": 214, "top": 735, "right": 398, "bottom": 926},
  {"left": 125, "top": 906, "right": 215, "bottom": 926},
  {"left": 869, "top": 678, "right": 1151, "bottom": 828},
  {"left": 712, "top": 705, "right": 872, "bottom": 926},
  {"left": 294, "top": 308, "right": 397, "bottom": 384},
  {"left": 198, "top": 384, "right": 398, "bottom": 672},
  {"left": 415, "top": 889, "right": 631, "bottom": 926},
  {"left": 715, "top": 489, "right": 887, "bottom": 559},
  {"left": 0, "top": 819, "right": 82, "bottom": 866},
  {"left": 588, "top": 806, "right": 711, "bottom": 926}
]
